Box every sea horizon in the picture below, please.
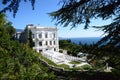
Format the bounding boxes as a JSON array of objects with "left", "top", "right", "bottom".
[{"left": 59, "top": 37, "right": 102, "bottom": 45}]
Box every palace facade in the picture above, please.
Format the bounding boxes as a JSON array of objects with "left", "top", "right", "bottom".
[{"left": 16, "top": 24, "right": 59, "bottom": 52}]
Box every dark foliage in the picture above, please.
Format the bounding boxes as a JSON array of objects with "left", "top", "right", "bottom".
[
  {"left": 49, "top": 0, "right": 120, "bottom": 27},
  {"left": 49, "top": 0, "right": 120, "bottom": 47},
  {"left": 0, "top": 13, "right": 56, "bottom": 80},
  {"left": 28, "top": 30, "right": 34, "bottom": 48},
  {"left": 0, "top": 0, "right": 35, "bottom": 17},
  {"left": 50, "top": 0, "right": 120, "bottom": 71}
]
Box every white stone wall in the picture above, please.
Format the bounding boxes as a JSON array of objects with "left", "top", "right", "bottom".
[{"left": 26, "top": 25, "right": 59, "bottom": 52}]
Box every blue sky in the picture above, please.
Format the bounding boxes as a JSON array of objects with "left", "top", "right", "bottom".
[{"left": 0, "top": 0, "right": 112, "bottom": 38}]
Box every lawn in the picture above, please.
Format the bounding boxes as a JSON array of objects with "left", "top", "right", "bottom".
[{"left": 69, "top": 61, "right": 81, "bottom": 64}]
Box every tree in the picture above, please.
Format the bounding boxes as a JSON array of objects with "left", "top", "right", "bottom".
[
  {"left": 48, "top": 0, "right": 120, "bottom": 70},
  {"left": 0, "top": 0, "right": 35, "bottom": 17},
  {"left": 49, "top": 0, "right": 120, "bottom": 70},
  {"left": 49, "top": 0, "right": 120, "bottom": 47},
  {"left": 0, "top": 14, "right": 6, "bottom": 25},
  {"left": 28, "top": 30, "right": 34, "bottom": 48},
  {"left": 0, "top": 13, "right": 56, "bottom": 80},
  {"left": 1, "top": 0, "right": 119, "bottom": 47},
  {"left": 6, "top": 22, "right": 16, "bottom": 39},
  {"left": 0, "top": 0, "right": 120, "bottom": 70}
]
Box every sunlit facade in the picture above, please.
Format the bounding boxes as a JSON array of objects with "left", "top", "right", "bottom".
[{"left": 26, "top": 24, "right": 59, "bottom": 52}]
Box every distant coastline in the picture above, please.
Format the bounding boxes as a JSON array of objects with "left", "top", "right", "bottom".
[
  {"left": 16, "top": 29, "right": 101, "bottom": 45},
  {"left": 16, "top": 29, "right": 23, "bottom": 32},
  {"left": 59, "top": 37, "right": 102, "bottom": 45}
]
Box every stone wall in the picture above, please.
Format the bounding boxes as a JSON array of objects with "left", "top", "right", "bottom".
[{"left": 38, "top": 57, "right": 119, "bottom": 80}]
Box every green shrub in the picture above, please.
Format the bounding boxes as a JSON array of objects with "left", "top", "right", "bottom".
[
  {"left": 81, "top": 64, "right": 92, "bottom": 70},
  {"left": 59, "top": 50, "right": 63, "bottom": 53}
]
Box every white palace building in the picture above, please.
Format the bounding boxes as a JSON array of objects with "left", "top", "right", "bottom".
[
  {"left": 15, "top": 24, "right": 90, "bottom": 68},
  {"left": 16, "top": 24, "right": 59, "bottom": 52}
]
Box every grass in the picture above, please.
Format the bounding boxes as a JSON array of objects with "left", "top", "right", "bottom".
[
  {"left": 58, "top": 64, "right": 70, "bottom": 69},
  {"left": 70, "top": 67, "right": 83, "bottom": 71},
  {"left": 69, "top": 61, "right": 81, "bottom": 64}
]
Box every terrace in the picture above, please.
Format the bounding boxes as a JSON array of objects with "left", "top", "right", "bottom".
[{"left": 42, "top": 50, "right": 91, "bottom": 68}]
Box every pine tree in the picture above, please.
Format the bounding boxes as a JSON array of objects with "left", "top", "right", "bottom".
[{"left": 28, "top": 30, "right": 34, "bottom": 48}]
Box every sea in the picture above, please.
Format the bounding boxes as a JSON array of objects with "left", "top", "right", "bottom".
[
  {"left": 16, "top": 29, "right": 101, "bottom": 45},
  {"left": 59, "top": 37, "right": 102, "bottom": 45}
]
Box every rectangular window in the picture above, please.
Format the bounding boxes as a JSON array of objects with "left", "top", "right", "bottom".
[
  {"left": 50, "top": 41, "right": 52, "bottom": 45},
  {"left": 54, "top": 48, "right": 56, "bottom": 51},
  {"left": 39, "top": 50, "right": 42, "bottom": 52},
  {"left": 39, "top": 41, "right": 42, "bottom": 46},
  {"left": 50, "top": 33, "right": 52, "bottom": 38},
  {"left": 53, "top": 33, "right": 55, "bottom": 38},
  {"left": 54, "top": 41, "right": 56, "bottom": 45},
  {"left": 46, "top": 41, "right": 48, "bottom": 45},
  {"left": 33, "top": 42, "right": 35, "bottom": 46},
  {"left": 39, "top": 33, "right": 42, "bottom": 38},
  {"left": 45, "top": 33, "right": 48, "bottom": 38}
]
